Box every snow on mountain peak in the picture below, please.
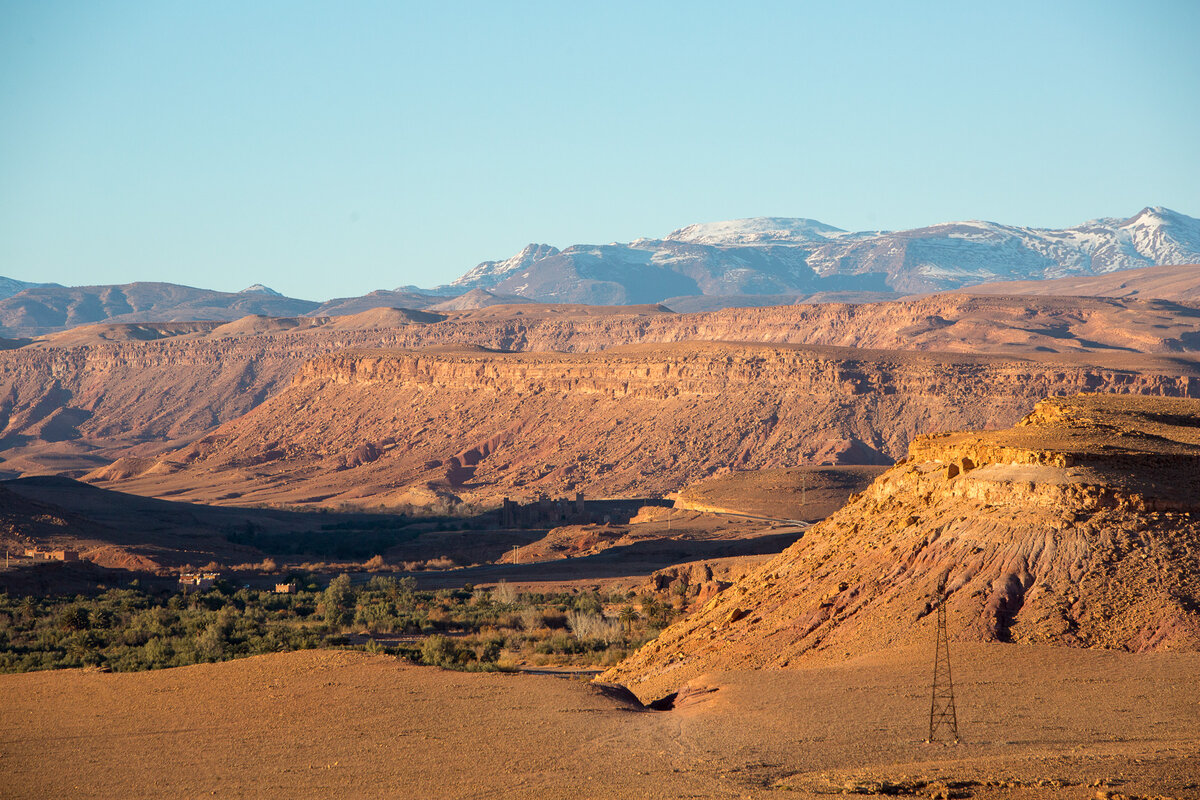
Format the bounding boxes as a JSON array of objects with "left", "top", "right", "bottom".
[
  {"left": 1119, "top": 206, "right": 1190, "bottom": 229},
  {"left": 449, "top": 243, "right": 561, "bottom": 290},
  {"left": 665, "top": 217, "right": 847, "bottom": 245},
  {"left": 436, "top": 207, "right": 1200, "bottom": 302},
  {"left": 239, "top": 284, "right": 284, "bottom": 297}
]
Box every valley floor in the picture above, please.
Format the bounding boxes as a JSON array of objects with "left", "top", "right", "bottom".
[{"left": 3, "top": 644, "right": 1198, "bottom": 799}]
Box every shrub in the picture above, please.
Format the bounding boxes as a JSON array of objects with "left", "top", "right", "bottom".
[
  {"left": 491, "top": 581, "right": 518, "bottom": 606},
  {"left": 478, "top": 638, "right": 503, "bottom": 664},
  {"left": 320, "top": 574, "right": 354, "bottom": 629},
  {"left": 573, "top": 593, "right": 603, "bottom": 615},
  {"left": 420, "top": 635, "right": 458, "bottom": 667},
  {"left": 566, "top": 612, "right": 621, "bottom": 644},
  {"left": 195, "top": 622, "right": 228, "bottom": 662},
  {"left": 518, "top": 608, "right": 543, "bottom": 631}
]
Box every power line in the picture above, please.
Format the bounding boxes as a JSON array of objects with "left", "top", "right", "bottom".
[{"left": 927, "top": 573, "right": 959, "bottom": 744}]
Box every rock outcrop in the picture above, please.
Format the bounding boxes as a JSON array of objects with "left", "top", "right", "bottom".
[
  {"left": 603, "top": 394, "right": 1200, "bottom": 699},
  {"left": 88, "top": 346, "right": 1200, "bottom": 508}
]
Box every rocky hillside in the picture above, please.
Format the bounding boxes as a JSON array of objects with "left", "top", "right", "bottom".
[
  {"left": 605, "top": 394, "right": 1200, "bottom": 699},
  {"left": 87, "top": 346, "right": 1200, "bottom": 508},
  {"left": 441, "top": 207, "right": 1200, "bottom": 302},
  {"left": 5, "top": 296, "right": 1200, "bottom": 479}
]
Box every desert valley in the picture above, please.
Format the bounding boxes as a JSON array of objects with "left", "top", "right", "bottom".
[{"left": 1, "top": 203, "right": 1200, "bottom": 798}]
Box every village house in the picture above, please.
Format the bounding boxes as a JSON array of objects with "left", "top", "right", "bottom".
[
  {"left": 23, "top": 547, "right": 80, "bottom": 562},
  {"left": 178, "top": 572, "right": 219, "bottom": 590}
]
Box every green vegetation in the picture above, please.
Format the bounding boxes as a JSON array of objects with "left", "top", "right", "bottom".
[{"left": 0, "top": 577, "right": 677, "bottom": 674}]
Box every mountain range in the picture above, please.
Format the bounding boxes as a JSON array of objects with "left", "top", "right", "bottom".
[
  {"left": 443, "top": 206, "right": 1200, "bottom": 302},
  {"left": 2, "top": 207, "right": 1198, "bottom": 337}
]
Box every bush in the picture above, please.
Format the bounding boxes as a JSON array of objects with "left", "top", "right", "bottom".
[
  {"left": 491, "top": 582, "right": 518, "bottom": 606},
  {"left": 320, "top": 574, "right": 354, "bottom": 630},
  {"left": 478, "top": 638, "right": 503, "bottom": 664},
  {"left": 566, "top": 612, "right": 621, "bottom": 644},
  {"left": 0, "top": 568, "right": 673, "bottom": 676},
  {"left": 420, "top": 635, "right": 459, "bottom": 667},
  {"left": 518, "top": 608, "right": 543, "bottom": 631}
]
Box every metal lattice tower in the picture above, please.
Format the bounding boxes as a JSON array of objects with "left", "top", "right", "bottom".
[{"left": 927, "top": 575, "right": 959, "bottom": 744}]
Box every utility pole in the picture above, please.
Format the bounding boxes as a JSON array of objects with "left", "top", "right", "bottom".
[{"left": 927, "top": 574, "right": 959, "bottom": 744}]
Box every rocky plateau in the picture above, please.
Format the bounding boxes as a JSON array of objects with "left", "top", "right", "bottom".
[
  {"left": 5, "top": 293, "right": 1200, "bottom": 482},
  {"left": 86, "top": 344, "right": 1200, "bottom": 509}
]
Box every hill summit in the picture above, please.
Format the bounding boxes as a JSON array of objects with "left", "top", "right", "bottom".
[{"left": 606, "top": 393, "right": 1200, "bottom": 698}]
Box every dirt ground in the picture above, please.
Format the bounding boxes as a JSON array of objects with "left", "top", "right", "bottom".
[{"left": 3, "top": 643, "right": 1197, "bottom": 800}]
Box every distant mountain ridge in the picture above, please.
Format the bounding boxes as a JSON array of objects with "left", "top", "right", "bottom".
[
  {"left": 0, "top": 282, "right": 320, "bottom": 338},
  {"left": 3, "top": 207, "right": 1198, "bottom": 336},
  {"left": 440, "top": 206, "right": 1200, "bottom": 303},
  {"left": 0, "top": 276, "right": 57, "bottom": 301}
]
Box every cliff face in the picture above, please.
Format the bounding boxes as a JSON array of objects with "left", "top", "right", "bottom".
[
  {"left": 4, "top": 293, "right": 1200, "bottom": 476},
  {"left": 604, "top": 394, "right": 1200, "bottom": 700},
  {"left": 88, "top": 345, "right": 1200, "bottom": 508},
  {"left": 0, "top": 341, "right": 302, "bottom": 474}
]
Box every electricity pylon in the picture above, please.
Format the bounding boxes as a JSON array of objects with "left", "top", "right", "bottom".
[{"left": 927, "top": 574, "right": 959, "bottom": 744}]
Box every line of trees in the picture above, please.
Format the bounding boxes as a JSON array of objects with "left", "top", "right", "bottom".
[{"left": 0, "top": 576, "right": 678, "bottom": 673}]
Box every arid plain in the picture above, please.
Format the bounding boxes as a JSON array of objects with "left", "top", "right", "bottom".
[{"left": 3, "top": 270, "right": 1200, "bottom": 799}]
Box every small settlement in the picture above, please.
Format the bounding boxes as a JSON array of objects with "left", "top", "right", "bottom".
[{"left": 498, "top": 492, "right": 590, "bottom": 528}]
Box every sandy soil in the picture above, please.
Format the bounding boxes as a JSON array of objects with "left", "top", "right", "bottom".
[
  {"left": 672, "top": 466, "right": 888, "bottom": 520},
  {"left": 3, "top": 644, "right": 1197, "bottom": 800}
]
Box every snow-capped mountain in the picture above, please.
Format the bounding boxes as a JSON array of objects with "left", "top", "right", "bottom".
[
  {"left": 239, "top": 283, "right": 284, "bottom": 297},
  {"left": 440, "top": 207, "right": 1200, "bottom": 303},
  {"left": 664, "top": 217, "right": 849, "bottom": 245},
  {"left": 448, "top": 243, "right": 561, "bottom": 292}
]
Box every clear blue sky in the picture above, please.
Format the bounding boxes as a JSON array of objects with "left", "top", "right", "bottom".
[{"left": 2, "top": 1, "right": 1198, "bottom": 300}]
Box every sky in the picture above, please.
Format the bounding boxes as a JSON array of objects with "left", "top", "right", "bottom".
[{"left": 1, "top": 1, "right": 1198, "bottom": 301}]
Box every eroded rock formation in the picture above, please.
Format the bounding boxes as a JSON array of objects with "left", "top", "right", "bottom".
[
  {"left": 4, "top": 294, "right": 1200, "bottom": 476},
  {"left": 604, "top": 394, "right": 1200, "bottom": 699},
  {"left": 88, "top": 346, "right": 1200, "bottom": 508}
]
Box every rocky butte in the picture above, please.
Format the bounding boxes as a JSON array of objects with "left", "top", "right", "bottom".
[{"left": 605, "top": 393, "right": 1200, "bottom": 700}]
